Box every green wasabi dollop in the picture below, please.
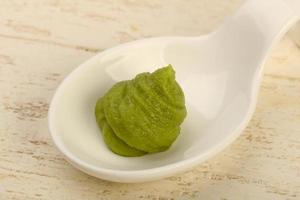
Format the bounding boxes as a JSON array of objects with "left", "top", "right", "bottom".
[{"left": 95, "top": 65, "right": 187, "bottom": 157}]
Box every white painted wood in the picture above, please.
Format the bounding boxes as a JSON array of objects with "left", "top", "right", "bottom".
[{"left": 0, "top": 0, "right": 299, "bottom": 199}]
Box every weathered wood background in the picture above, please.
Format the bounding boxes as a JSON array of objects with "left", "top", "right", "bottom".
[{"left": 0, "top": 0, "right": 299, "bottom": 199}]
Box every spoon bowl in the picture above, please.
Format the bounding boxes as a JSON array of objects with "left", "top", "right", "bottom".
[{"left": 49, "top": 0, "right": 299, "bottom": 182}]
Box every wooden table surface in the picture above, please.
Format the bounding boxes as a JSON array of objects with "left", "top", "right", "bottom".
[{"left": 0, "top": 0, "right": 299, "bottom": 199}]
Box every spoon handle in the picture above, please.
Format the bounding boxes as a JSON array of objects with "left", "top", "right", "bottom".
[{"left": 214, "top": 0, "right": 299, "bottom": 53}]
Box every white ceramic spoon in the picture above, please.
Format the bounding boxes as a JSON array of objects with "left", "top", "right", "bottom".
[{"left": 49, "top": 0, "right": 300, "bottom": 183}]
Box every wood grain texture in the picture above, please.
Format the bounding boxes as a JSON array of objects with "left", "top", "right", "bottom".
[{"left": 0, "top": 0, "right": 299, "bottom": 199}]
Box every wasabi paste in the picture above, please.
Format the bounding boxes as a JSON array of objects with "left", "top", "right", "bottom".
[{"left": 95, "top": 65, "right": 187, "bottom": 157}]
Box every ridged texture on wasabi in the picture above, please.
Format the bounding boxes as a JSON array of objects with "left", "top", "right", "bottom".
[{"left": 95, "top": 65, "right": 187, "bottom": 157}]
